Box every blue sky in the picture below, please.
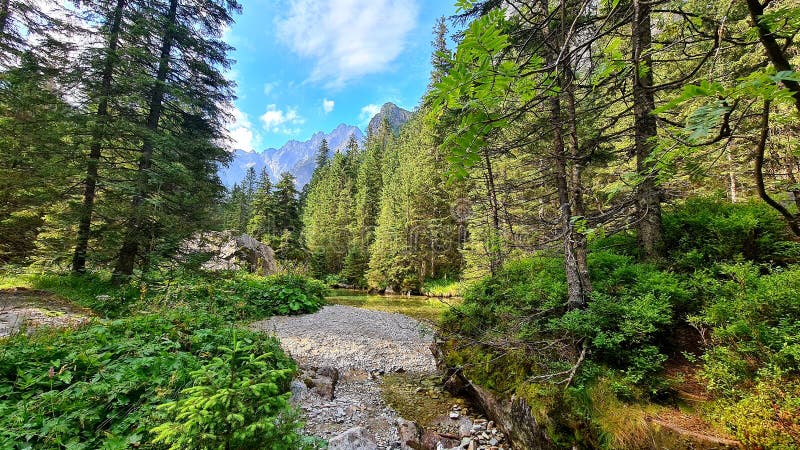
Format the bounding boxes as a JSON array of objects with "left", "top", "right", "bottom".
[{"left": 223, "top": 0, "right": 458, "bottom": 152}]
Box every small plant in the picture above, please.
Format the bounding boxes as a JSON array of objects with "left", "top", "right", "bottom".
[{"left": 152, "top": 333, "right": 301, "bottom": 449}]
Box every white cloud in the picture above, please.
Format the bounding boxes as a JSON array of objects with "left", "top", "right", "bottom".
[
  {"left": 322, "top": 98, "right": 335, "bottom": 114},
  {"left": 225, "top": 105, "right": 261, "bottom": 152},
  {"left": 358, "top": 103, "right": 381, "bottom": 124},
  {"left": 276, "top": 0, "right": 419, "bottom": 87},
  {"left": 260, "top": 104, "right": 305, "bottom": 134}
]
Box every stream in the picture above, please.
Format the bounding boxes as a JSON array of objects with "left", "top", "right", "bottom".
[{"left": 251, "top": 290, "right": 510, "bottom": 449}]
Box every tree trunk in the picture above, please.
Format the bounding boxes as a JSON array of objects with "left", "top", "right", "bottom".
[
  {"left": 727, "top": 149, "right": 738, "bottom": 203},
  {"left": 632, "top": 0, "right": 664, "bottom": 260},
  {"left": 113, "top": 0, "right": 178, "bottom": 282},
  {"left": 787, "top": 154, "right": 800, "bottom": 211},
  {"left": 746, "top": 0, "right": 800, "bottom": 113},
  {"left": 754, "top": 101, "right": 800, "bottom": 235},
  {"left": 72, "top": 0, "right": 126, "bottom": 274},
  {"left": 549, "top": 91, "right": 588, "bottom": 309},
  {"left": 0, "top": 0, "right": 10, "bottom": 37},
  {"left": 565, "top": 67, "right": 592, "bottom": 301}
]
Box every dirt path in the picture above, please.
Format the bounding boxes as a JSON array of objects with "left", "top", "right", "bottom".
[{"left": 0, "top": 288, "right": 93, "bottom": 338}]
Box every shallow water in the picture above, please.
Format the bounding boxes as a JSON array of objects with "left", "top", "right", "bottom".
[{"left": 326, "top": 289, "right": 461, "bottom": 324}]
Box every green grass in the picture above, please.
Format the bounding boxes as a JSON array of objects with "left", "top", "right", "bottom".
[
  {"left": 0, "top": 272, "right": 139, "bottom": 317},
  {"left": 421, "top": 278, "right": 465, "bottom": 297},
  {"left": 326, "top": 289, "right": 460, "bottom": 323}
]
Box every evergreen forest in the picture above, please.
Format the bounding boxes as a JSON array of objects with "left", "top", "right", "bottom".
[{"left": 1, "top": 0, "right": 800, "bottom": 448}]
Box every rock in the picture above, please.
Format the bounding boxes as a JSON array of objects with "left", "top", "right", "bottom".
[
  {"left": 301, "top": 366, "right": 339, "bottom": 400},
  {"left": 180, "top": 231, "right": 277, "bottom": 275},
  {"left": 422, "top": 431, "right": 460, "bottom": 450},
  {"left": 328, "top": 427, "right": 378, "bottom": 450},
  {"left": 290, "top": 379, "right": 308, "bottom": 397},
  {"left": 449, "top": 411, "right": 460, "bottom": 419},
  {"left": 397, "top": 419, "right": 422, "bottom": 450},
  {"left": 317, "top": 365, "right": 340, "bottom": 383}
]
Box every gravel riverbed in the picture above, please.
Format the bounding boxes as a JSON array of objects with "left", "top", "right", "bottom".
[{"left": 251, "top": 305, "right": 438, "bottom": 447}]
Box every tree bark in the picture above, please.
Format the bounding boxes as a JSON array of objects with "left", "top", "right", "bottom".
[
  {"left": 632, "top": 0, "right": 664, "bottom": 260},
  {"left": 113, "top": 0, "right": 178, "bottom": 282},
  {"left": 549, "top": 90, "right": 588, "bottom": 309},
  {"left": 0, "top": 0, "right": 10, "bottom": 37},
  {"left": 746, "top": 0, "right": 800, "bottom": 113},
  {"left": 754, "top": 101, "right": 800, "bottom": 235},
  {"left": 72, "top": 0, "right": 126, "bottom": 274},
  {"left": 565, "top": 67, "right": 592, "bottom": 301}
]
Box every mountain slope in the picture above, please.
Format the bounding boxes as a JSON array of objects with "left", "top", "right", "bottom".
[
  {"left": 220, "top": 124, "right": 363, "bottom": 188},
  {"left": 367, "top": 102, "right": 413, "bottom": 136},
  {"left": 221, "top": 102, "right": 413, "bottom": 189}
]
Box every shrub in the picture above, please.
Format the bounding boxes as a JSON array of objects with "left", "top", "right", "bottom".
[
  {"left": 152, "top": 334, "right": 302, "bottom": 449},
  {"left": 695, "top": 263, "right": 800, "bottom": 394},
  {"left": 706, "top": 376, "right": 800, "bottom": 448},
  {"left": 0, "top": 312, "right": 303, "bottom": 449},
  {"left": 222, "top": 273, "right": 328, "bottom": 318},
  {"left": 662, "top": 197, "right": 799, "bottom": 269}
]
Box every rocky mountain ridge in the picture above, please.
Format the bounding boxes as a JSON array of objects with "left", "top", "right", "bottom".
[{"left": 219, "top": 102, "right": 412, "bottom": 188}]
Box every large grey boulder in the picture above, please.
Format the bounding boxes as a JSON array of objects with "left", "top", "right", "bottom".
[
  {"left": 328, "top": 427, "right": 378, "bottom": 450},
  {"left": 181, "top": 231, "right": 277, "bottom": 275}
]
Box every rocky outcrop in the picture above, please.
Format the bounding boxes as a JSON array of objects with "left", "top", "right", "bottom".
[
  {"left": 367, "top": 102, "right": 413, "bottom": 136},
  {"left": 180, "top": 231, "right": 277, "bottom": 275},
  {"left": 328, "top": 427, "right": 378, "bottom": 450}
]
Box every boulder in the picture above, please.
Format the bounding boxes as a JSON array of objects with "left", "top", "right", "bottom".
[
  {"left": 421, "top": 430, "right": 460, "bottom": 450},
  {"left": 180, "top": 231, "right": 277, "bottom": 275},
  {"left": 301, "top": 366, "right": 339, "bottom": 401},
  {"left": 328, "top": 427, "right": 378, "bottom": 450},
  {"left": 397, "top": 419, "right": 422, "bottom": 450}
]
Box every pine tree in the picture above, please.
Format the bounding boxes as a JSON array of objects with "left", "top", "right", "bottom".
[
  {"left": 248, "top": 168, "right": 275, "bottom": 240},
  {"left": 113, "top": 0, "right": 239, "bottom": 281}
]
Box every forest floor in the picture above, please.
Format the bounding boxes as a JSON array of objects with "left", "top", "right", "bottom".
[{"left": 0, "top": 287, "right": 93, "bottom": 337}]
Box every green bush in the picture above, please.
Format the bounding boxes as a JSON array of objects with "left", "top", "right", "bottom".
[
  {"left": 152, "top": 334, "right": 304, "bottom": 450},
  {"left": 221, "top": 273, "right": 328, "bottom": 318},
  {"left": 0, "top": 312, "right": 303, "bottom": 449},
  {"left": 443, "top": 253, "right": 680, "bottom": 394},
  {"left": 138, "top": 273, "right": 328, "bottom": 321},
  {"left": 695, "top": 263, "right": 800, "bottom": 394},
  {"left": 662, "top": 197, "right": 799, "bottom": 269}
]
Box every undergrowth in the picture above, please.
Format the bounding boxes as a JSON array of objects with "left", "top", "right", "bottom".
[
  {"left": 0, "top": 271, "right": 329, "bottom": 449},
  {"left": 0, "top": 311, "right": 318, "bottom": 449},
  {"left": 439, "top": 196, "right": 800, "bottom": 449}
]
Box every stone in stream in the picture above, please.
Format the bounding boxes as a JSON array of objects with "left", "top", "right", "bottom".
[
  {"left": 328, "top": 426, "right": 379, "bottom": 450},
  {"left": 397, "top": 419, "right": 422, "bottom": 450},
  {"left": 301, "top": 366, "right": 339, "bottom": 401},
  {"left": 421, "top": 430, "right": 460, "bottom": 450}
]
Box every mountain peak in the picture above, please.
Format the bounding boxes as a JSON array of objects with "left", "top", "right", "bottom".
[
  {"left": 367, "top": 102, "right": 413, "bottom": 136},
  {"left": 219, "top": 125, "right": 364, "bottom": 188}
]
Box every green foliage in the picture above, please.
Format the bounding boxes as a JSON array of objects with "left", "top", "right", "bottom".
[
  {"left": 706, "top": 376, "right": 800, "bottom": 449},
  {"left": 444, "top": 252, "right": 682, "bottom": 392},
  {"left": 153, "top": 273, "right": 328, "bottom": 321},
  {"left": 1, "top": 271, "right": 328, "bottom": 322},
  {"left": 0, "top": 272, "right": 140, "bottom": 318},
  {"left": 663, "top": 197, "right": 800, "bottom": 270},
  {"left": 0, "top": 312, "right": 303, "bottom": 449},
  {"left": 151, "top": 333, "right": 301, "bottom": 449},
  {"left": 694, "top": 263, "right": 800, "bottom": 395}
]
